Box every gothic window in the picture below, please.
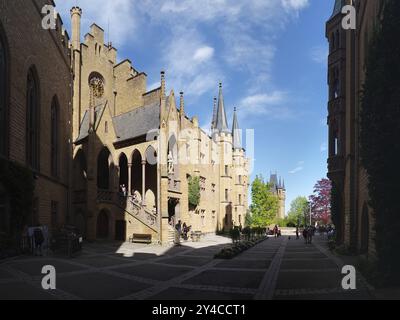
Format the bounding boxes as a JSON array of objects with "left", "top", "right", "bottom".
[
  {"left": 26, "top": 67, "right": 40, "bottom": 170},
  {"left": 51, "top": 97, "right": 59, "bottom": 177},
  {"left": 225, "top": 189, "right": 229, "bottom": 202},
  {"left": 0, "top": 26, "right": 8, "bottom": 156},
  {"left": 89, "top": 72, "right": 105, "bottom": 106}
]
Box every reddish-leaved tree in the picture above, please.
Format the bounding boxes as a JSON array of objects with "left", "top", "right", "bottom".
[{"left": 309, "top": 178, "right": 331, "bottom": 225}]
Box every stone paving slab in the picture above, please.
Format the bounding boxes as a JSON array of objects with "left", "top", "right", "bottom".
[
  {"left": 74, "top": 256, "right": 137, "bottom": 268},
  {"left": 276, "top": 270, "right": 342, "bottom": 290},
  {"left": 183, "top": 269, "right": 265, "bottom": 289},
  {"left": 113, "top": 263, "right": 193, "bottom": 281},
  {"left": 283, "top": 252, "right": 327, "bottom": 259},
  {"left": 7, "top": 259, "right": 86, "bottom": 276},
  {"left": 149, "top": 286, "right": 253, "bottom": 300},
  {"left": 57, "top": 272, "right": 150, "bottom": 300},
  {"left": 280, "top": 258, "right": 337, "bottom": 270},
  {"left": 0, "top": 282, "right": 57, "bottom": 300},
  {"left": 0, "top": 268, "right": 16, "bottom": 279},
  {"left": 215, "top": 259, "right": 271, "bottom": 269},
  {"left": 156, "top": 256, "right": 211, "bottom": 267}
]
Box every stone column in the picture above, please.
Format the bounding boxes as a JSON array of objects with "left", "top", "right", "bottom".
[
  {"left": 142, "top": 160, "right": 146, "bottom": 206},
  {"left": 128, "top": 163, "right": 132, "bottom": 196}
]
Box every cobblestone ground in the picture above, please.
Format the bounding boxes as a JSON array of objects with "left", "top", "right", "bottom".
[{"left": 0, "top": 234, "right": 374, "bottom": 300}]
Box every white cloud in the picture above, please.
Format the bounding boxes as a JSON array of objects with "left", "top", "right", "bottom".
[
  {"left": 193, "top": 46, "right": 214, "bottom": 63},
  {"left": 282, "top": 0, "right": 309, "bottom": 11},
  {"left": 310, "top": 45, "right": 328, "bottom": 64},
  {"left": 55, "top": 0, "right": 136, "bottom": 48},
  {"left": 54, "top": 0, "right": 310, "bottom": 109},
  {"left": 159, "top": 28, "right": 221, "bottom": 98},
  {"left": 238, "top": 91, "right": 293, "bottom": 119},
  {"left": 289, "top": 161, "right": 305, "bottom": 174}
]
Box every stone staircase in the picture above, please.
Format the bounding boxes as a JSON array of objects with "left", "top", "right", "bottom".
[
  {"left": 167, "top": 225, "right": 176, "bottom": 245},
  {"left": 97, "top": 190, "right": 159, "bottom": 233}
]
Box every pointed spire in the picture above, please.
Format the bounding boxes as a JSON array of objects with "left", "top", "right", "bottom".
[
  {"left": 232, "top": 107, "right": 242, "bottom": 149},
  {"left": 179, "top": 91, "right": 184, "bottom": 116},
  {"left": 283, "top": 179, "right": 285, "bottom": 190},
  {"left": 211, "top": 97, "right": 217, "bottom": 131},
  {"left": 215, "top": 83, "right": 229, "bottom": 133},
  {"left": 279, "top": 177, "right": 282, "bottom": 189}
]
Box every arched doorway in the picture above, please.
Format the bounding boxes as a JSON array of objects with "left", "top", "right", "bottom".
[
  {"left": 96, "top": 209, "right": 109, "bottom": 239},
  {"left": 145, "top": 146, "right": 157, "bottom": 211},
  {"left": 118, "top": 153, "right": 128, "bottom": 192},
  {"left": 97, "top": 147, "right": 112, "bottom": 190},
  {"left": 131, "top": 149, "right": 142, "bottom": 197},
  {"left": 360, "top": 203, "right": 369, "bottom": 254}
]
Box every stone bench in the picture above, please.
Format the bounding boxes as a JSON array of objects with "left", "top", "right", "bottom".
[
  {"left": 191, "top": 231, "right": 202, "bottom": 242},
  {"left": 129, "top": 233, "right": 152, "bottom": 244}
]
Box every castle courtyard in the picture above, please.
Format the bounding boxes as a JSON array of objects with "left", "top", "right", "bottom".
[{"left": 0, "top": 235, "right": 373, "bottom": 300}]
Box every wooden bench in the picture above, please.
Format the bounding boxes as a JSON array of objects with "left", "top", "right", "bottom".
[
  {"left": 129, "top": 233, "right": 152, "bottom": 244},
  {"left": 191, "top": 231, "right": 202, "bottom": 242}
]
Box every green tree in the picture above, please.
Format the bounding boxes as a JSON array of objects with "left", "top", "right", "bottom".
[
  {"left": 287, "top": 196, "right": 308, "bottom": 226},
  {"left": 359, "top": 0, "right": 400, "bottom": 284},
  {"left": 244, "top": 210, "right": 253, "bottom": 227},
  {"left": 250, "top": 175, "right": 278, "bottom": 227},
  {"left": 188, "top": 176, "right": 200, "bottom": 208}
]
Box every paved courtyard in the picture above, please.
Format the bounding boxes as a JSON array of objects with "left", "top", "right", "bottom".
[{"left": 0, "top": 234, "right": 374, "bottom": 300}]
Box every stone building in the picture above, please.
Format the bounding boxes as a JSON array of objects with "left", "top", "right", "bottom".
[
  {"left": 269, "top": 173, "right": 286, "bottom": 220},
  {"left": 0, "top": 0, "right": 72, "bottom": 234},
  {"left": 326, "top": 0, "right": 386, "bottom": 256},
  {"left": 0, "top": 2, "right": 249, "bottom": 244},
  {"left": 69, "top": 8, "right": 250, "bottom": 243}
]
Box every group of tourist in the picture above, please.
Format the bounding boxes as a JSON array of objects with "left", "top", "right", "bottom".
[{"left": 174, "top": 220, "right": 192, "bottom": 241}]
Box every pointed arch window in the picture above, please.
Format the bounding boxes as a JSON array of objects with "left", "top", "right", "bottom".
[
  {"left": 51, "top": 97, "right": 59, "bottom": 177},
  {"left": 0, "top": 26, "right": 8, "bottom": 156},
  {"left": 26, "top": 67, "right": 40, "bottom": 170}
]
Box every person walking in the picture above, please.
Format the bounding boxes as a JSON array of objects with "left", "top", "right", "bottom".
[
  {"left": 296, "top": 226, "right": 299, "bottom": 240},
  {"left": 302, "top": 228, "right": 308, "bottom": 244},
  {"left": 33, "top": 227, "right": 44, "bottom": 256}
]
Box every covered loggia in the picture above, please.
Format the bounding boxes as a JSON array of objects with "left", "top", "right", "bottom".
[
  {"left": 131, "top": 149, "right": 143, "bottom": 201},
  {"left": 145, "top": 146, "right": 158, "bottom": 211},
  {"left": 118, "top": 152, "right": 128, "bottom": 194}
]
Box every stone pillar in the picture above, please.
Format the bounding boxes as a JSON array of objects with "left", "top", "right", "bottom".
[
  {"left": 128, "top": 163, "right": 132, "bottom": 196},
  {"left": 142, "top": 160, "right": 146, "bottom": 206}
]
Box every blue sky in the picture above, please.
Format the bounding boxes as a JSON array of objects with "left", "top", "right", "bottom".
[{"left": 55, "top": 0, "right": 334, "bottom": 214}]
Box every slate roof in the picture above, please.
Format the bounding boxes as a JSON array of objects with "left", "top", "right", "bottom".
[
  {"left": 75, "top": 103, "right": 106, "bottom": 143},
  {"left": 75, "top": 101, "right": 160, "bottom": 144},
  {"left": 232, "top": 108, "right": 242, "bottom": 149},
  {"left": 113, "top": 102, "right": 160, "bottom": 142},
  {"left": 215, "top": 84, "right": 229, "bottom": 133}
]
